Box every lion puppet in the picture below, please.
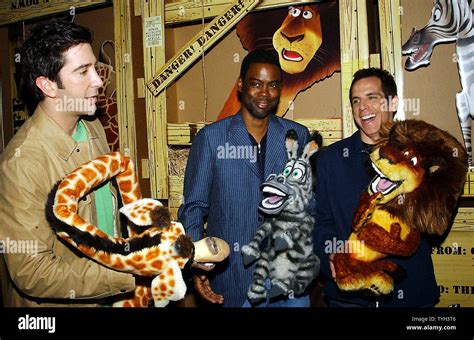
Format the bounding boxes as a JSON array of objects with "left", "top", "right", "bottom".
[{"left": 334, "top": 120, "right": 468, "bottom": 296}]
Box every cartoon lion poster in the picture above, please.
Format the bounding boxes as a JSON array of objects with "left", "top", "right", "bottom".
[{"left": 217, "top": 1, "right": 341, "bottom": 120}]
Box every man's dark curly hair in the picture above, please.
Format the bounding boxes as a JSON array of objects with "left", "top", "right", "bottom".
[{"left": 20, "top": 19, "right": 92, "bottom": 114}]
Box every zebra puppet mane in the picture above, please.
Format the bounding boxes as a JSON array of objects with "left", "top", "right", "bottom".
[{"left": 241, "top": 129, "right": 322, "bottom": 304}]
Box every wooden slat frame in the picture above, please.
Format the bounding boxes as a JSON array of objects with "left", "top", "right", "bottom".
[
  {"left": 378, "top": 0, "right": 405, "bottom": 120},
  {"left": 0, "top": 1, "right": 110, "bottom": 26},
  {"left": 166, "top": 119, "right": 342, "bottom": 145},
  {"left": 164, "top": 0, "right": 324, "bottom": 24},
  {"left": 114, "top": 0, "right": 137, "bottom": 164},
  {"left": 147, "top": 0, "right": 260, "bottom": 97},
  {"left": 142, "top": 0, "right": 168, "bottom": 199},
  {"left": 339, "top": 0, "right": 370, "bottom": 139}
]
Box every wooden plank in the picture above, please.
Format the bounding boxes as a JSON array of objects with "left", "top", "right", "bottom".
[
  {"left": 432, "top": 229, "right": 474, "bottom": 306},
  {"left": 142, "top": 0, "right": 168, "bottom": 199},
  {"left": 0, "top": 74, "right": 3, "bottom": 154},
  {"left": 462, "top": 166, "right": 474, "bottom": 197},
  {"left": 339, "top": 0, "right": 358, "bottom": 139},
  {"left": 295, "top": 118, "right": 341, "bottom": 132},
  {"left": 356, "top": 0, "right": 369, "bottom": 69},
  {"left": 369, "top": 53, "right": 380, "bottom": 68},
  {"left": 378, "top": 0, "right": 405, "bottom": 120},
  {"left": 146, "top": 0, "right": 260, "bottom": 97},
  {"left": 164, "top": 0, "right": 324, "bottom": 24},
  {"left": 453, "top": 208, "right": 474, "bottom": 230},
  {"left": 0, "top": 1, "right": 110, "bottom": 26},
  {"left": 114, "top": 0, "right": 137, "bottom": 164},
  {"left": 167, "top": 119, "right": 343, "bottom": 145}
]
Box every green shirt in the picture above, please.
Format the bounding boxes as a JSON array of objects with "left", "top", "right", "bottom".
[{"left": 72, "top": 120, "right": 115, "bottom": 236}]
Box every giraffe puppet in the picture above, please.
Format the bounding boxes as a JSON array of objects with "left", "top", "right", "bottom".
[{"left": 46, "top": 152, "right": 230, "bottom": 307}]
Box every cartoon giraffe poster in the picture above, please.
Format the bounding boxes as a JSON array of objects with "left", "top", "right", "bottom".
[
  {"left": 402, "top": 0, "right": 474, "bottom": 165},
  {"left": 217, "top": 1, "right": 340, "bottom": 120}
]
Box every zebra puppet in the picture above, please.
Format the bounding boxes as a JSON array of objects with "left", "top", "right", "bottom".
[
  {"left": 402, "top": 0, "right": 474, "bottom": 164},
  {"left": 241, "top": 129, "right": 321, "bottom": 304}
]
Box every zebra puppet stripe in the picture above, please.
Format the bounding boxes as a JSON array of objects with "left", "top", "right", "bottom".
[
  {"left": 241, "top": 129, "right": 322, "bottom": 304},
  {"left": 402, "top": 0, "right": 474, "bottom": 164},
  {"left": 46, "top": 152, "right": 229, "bottom": 307}
]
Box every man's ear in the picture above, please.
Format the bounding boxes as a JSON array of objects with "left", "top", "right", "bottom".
[
  {"left": 389, "top": 95, "right": 399, "bottom": 112},
  {"left": 237, "top": 78, "right": 242, "bottom": 93},
  {"left": 35, "top": 76, "right": 58, "bottom": 98}
]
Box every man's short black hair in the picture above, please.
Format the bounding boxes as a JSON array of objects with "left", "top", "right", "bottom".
[
  {"left": 20, "top": 19, "right": 93, "bottom": 114},
  {"left": 240, "top": 49, "right": 282, "bottom": 80},
  {"left": 349, "top": 67, "right": 398, "bottom": 101}
]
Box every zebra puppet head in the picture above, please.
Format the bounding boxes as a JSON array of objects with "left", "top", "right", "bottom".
[
  {"left": 402, "top": 0, "right": 474, "bottom": 70},
  {"left": 259, "top": 129, "right": 322, "bottom": 216}
]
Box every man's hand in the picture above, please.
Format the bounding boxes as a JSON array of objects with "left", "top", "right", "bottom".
[
  {"left": 329, "top": 253, "right": 336, "bottom": 280},
  {"left": 193, "top": 275, "right": 224, "bottom": 304}
]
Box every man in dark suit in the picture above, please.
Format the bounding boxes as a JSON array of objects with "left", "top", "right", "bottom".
[
  {"left": 178, "top": 50, "right": 310, "bottom": 307},
  {"left": 312, "top": 68, "right": 439, "bottom": 307}
]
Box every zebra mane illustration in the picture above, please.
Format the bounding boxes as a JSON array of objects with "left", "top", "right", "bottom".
[{"left": 402, "top": 0, "right": 474, "bottom": 164}]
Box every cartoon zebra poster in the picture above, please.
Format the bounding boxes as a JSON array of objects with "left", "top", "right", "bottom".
[{"left": 402, "top": 0, "right": 474, "bottom": 165}]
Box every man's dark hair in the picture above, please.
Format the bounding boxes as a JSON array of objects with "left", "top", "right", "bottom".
[
  {"left": 349, "top": 67, "right": 398, "bottom": 101},
  {"left": 240, "top": 49, "right": 281, "bottom": 80},
  {"left": 20, "top": 19, "right": 93, "bottom": 114}
]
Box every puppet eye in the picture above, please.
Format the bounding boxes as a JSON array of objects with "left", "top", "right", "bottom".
[
  {"left": 433, "top": 7, "right": 441, "bottom": 21},
  {"left": 410, "top": 157, "right": 418, "bottom": 166},
  {"left": 403, "top": 151, "right": 410, "bottom": 157},
  {"left": 289, "top": 6, "right": 301, "bottom": 17},
  {"left": 302, "top": 10, "right": 313, "bottom": 19},
  {"left": 292, "top": 168, "right": 304, "bottom": 180},
  {"left": 283, "top": 166, "right": 292, "bottom": 176}
]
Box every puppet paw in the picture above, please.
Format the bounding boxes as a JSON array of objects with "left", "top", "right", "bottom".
[
  {"left": 241, "top": 245, "right": 260, "bottom": 266},
  {"left": 269, "top": 279, "right": 289, "bottom": 298},
  {"left": 273, "top": 234, "right": 293, "bottom": 251},
  {"left": 247, "top": 290, "right": 266, "bottom": 305},
  {"left": 363, "top": 272, "right": 394, "bottom": 296}
]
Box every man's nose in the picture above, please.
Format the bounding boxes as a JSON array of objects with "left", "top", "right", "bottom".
[
  {"left": 260, "top": 85, "right": 270, "bottom": 96},
  {"left": 91, "top": 67, "right": 104, "bottom": 88},
  {"left": 359, "top": 98, "right": 368, "bottom": 111}
]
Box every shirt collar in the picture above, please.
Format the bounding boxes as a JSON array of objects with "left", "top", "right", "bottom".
[{"left": 31, "top": 106, "right": 100, "bottom": 161}]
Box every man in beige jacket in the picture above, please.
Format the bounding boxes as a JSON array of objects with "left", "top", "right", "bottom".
[{"left": 0, "top": 20, "right": 135, "bottom": 306}]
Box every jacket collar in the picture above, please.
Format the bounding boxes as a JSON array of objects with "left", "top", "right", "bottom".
[
  {"left": 349, "top": 130, "right": 372, "bottom": 155},
  {"left": 227, "top": 112, "right": 284, "bottom": 179},
  {"left": 31, "top": 105, "right": 100, "bottom": 161}
]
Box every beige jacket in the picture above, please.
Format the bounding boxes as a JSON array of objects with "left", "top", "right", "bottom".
[{"left": 0, "top": 106, "right": 135, "bottom": 307}]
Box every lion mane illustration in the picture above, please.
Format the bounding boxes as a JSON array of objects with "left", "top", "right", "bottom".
[{"left": 217, "top": 2, "right": 340, "bottom": 120}]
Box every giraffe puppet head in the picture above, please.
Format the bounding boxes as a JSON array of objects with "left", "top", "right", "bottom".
[{"left": 46, "top": 151, "right": 230, "bottom": 307}]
